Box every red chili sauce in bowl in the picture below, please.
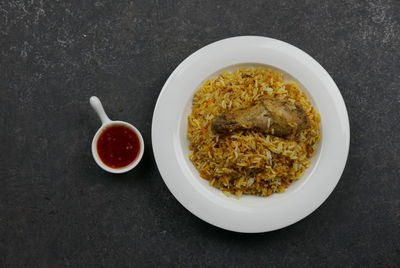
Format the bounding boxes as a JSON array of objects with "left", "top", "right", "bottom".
[{"left": 97, "top": 125, "right": 141, "bottom": 169}]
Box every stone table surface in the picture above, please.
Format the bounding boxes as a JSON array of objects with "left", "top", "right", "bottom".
[{"left": 1, "top": 0, "right": 399, "bottom": 267}]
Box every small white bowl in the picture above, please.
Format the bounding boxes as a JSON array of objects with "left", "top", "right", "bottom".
[{"left": 90, "top": 96, "right": 144, "bottom": 174}]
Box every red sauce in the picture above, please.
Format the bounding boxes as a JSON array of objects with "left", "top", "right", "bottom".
[{"left": 97, "top": 125, "right": 140, "bottom": 169}]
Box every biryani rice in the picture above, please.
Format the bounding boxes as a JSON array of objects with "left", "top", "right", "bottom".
[{"left": 187, "top": 67, "right": 320, "bottom": 198}]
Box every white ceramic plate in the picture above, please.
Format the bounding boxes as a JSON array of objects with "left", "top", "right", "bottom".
[{"left": 152, "top": 36, "right": 350, "bottom": 233}]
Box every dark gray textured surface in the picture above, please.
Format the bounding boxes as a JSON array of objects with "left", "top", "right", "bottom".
[{"left": 1, "top": 0, "right": 399, "bottom": 267}]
